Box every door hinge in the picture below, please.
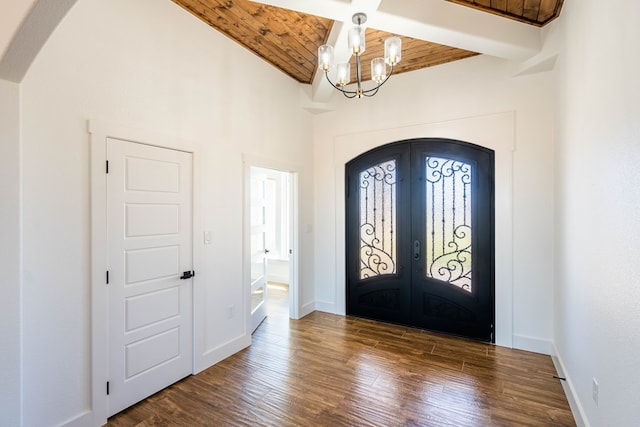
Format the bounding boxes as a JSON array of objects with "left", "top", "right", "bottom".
[
  {"left": 106, "top": 271, "right": 109, "bottom": 285},
  {"left": 106, "top": 160, "right": 109, "bottom": 174},
  {"left": 106, "top": 381, "right": 110, "bottom": 395}
]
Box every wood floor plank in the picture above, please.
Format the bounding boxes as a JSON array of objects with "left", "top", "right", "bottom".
[{"left": 108, "top": 287, "right": 575, "bottom": 426}]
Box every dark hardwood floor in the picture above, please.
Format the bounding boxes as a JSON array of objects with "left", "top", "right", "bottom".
[{"left": 108, "top": 286, "right": 575, "bottom": 426}]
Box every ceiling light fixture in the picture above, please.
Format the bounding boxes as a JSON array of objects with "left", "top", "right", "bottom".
[{"left": 318, "top": 13, "right": 401, "bottom": 99}]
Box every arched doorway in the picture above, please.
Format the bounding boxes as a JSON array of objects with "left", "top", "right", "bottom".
[{"left": 345, "top": 138, "right": 495, "bottom": 341}]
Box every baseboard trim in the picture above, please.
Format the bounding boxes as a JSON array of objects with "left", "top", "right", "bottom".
[
  {"left": 512, "top": 334, "right": 553, "bottom": 355},
  {"left": 551, "top": 343, "right": 589, "bottom": 427},
  {"left": 299, "top": 301, "right": 316, "bottom": 318},
  {"left": 60, "top": 410, "right": 91, "bottom": 427},
  {"left": 195, "top": 334, "right": 251, "bottom": 374},
  {"left": 312, "top": 300, "right": 335, "bottom": 315}
]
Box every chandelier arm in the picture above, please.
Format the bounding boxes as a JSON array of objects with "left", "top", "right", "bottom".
[
  {"left": 362, "top": 86, "right": 381, "bottom": 98},
  {"left": 323, "top": 72, "right": 359, "bottom": 98},
  {"left": 361, "top": 63, "right": 395, "bottom": 96},
  {"left": 355, "top": 54, "right": 362, "bottom": 97},
  {"left": 322, "top": 63, "right": 396, "bottom": 99}
]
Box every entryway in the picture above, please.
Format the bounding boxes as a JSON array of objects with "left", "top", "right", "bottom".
[{"left": 345, "top": 138, "right": 495, "bottom": 341}]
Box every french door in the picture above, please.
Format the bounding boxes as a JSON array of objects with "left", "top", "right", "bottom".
[{"left": 346, "top": 138, "right": 495, "bottom": 341}]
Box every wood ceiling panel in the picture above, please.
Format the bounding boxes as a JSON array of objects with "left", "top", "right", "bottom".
[
  {"left": 506, "top": 0, "right": 524, "bottom": 17},
  {"left": 538, "top": 0, "right": 563, "bottom": 23},
  {"left": 523, "top": 0, "right": 542, "bottom": 22},
  {"left": 172, "top": 0, "right": 332, "bottom": 83},
  {"left": 447, "top": 0, "right": 563, "bottom": 26},
  {"left": 492, "top": 0, "right": 508, "bottom": 12},
  {"left": 171, "top": 0, "right": 562, "bottom": 86},
  {"left": 352, "top": 29, "right": 479, "bottom": 83}
]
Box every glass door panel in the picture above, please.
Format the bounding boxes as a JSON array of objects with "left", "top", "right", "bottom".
[{"left": 346, "top": 138, "right": 495, "bottom": 342}]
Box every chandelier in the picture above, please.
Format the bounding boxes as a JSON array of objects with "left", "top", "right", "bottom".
[{"left": 317, "top": 13, "right": 402, "bottom": 99}]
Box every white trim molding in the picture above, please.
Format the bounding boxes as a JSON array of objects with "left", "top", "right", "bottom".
[
  {"left": 513, "top": 334, "right": 553, "bottom": 355},
  {"left": 552, "top": 343, "right": 589, "bottom": 427}
]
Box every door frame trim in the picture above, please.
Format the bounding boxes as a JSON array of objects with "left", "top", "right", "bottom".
[
  {"left": 332, "top": 112, "right": 515, "bottom": 347},
  {"left": 89, "top": 120, "right": 203, "bottom": 425},
  {"left": 243, "top": 155, "right": 302, "bottom": 325}
]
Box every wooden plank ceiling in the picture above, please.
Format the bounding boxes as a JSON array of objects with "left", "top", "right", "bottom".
[
  {"left": 171, "top": 0, "right": 563, "bottom": 85},
  {"left": 448, "top": 0, "right": 564, "bottom": 26}
]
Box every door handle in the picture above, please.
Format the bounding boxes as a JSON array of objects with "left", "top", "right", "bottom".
[
  {"left": 413, "top": 240, "right": 421, "bottom": 261},
  {"left": 180, "top": 270, "right": 195, "bottom": 280}
]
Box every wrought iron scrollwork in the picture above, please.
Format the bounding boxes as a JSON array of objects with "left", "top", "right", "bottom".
[
  {"left": 425, "top": 157, "right": 473, "bottom": 292},
  {"left": 360, "top": 160, "right": 397, "bottom": 279}
]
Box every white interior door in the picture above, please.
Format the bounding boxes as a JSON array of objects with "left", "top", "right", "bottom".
[
  {"left": 106, "top": 138, "right": 193, "bottom": 416},
  {"left": 250, "top": 172, "right": 268, "bottom": 331}
]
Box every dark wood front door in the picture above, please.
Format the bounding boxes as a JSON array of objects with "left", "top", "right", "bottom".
[{"left": 346, "top": 138, "right": 495, "bottom": 341}]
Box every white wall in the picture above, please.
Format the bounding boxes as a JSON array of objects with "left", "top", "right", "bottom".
[
  {"left": 0, "top": 78, "right": 21, "bottom": 426},
  {"left": 312, "top": 54, "right": 556, "bottom": 352},
  {"left": 554, "top": 0, "right": 640, "bottom": 425},
  {"left": 18, "top": 0, "right": 313, "bottom": 425}
]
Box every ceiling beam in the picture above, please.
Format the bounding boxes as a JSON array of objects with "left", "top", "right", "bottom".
[
  {"left": 248, "top": 0, "right": 541, "bottom": 60},
  {"left": 373, "top": 0, "right": 540, "bottom": 60},
  {"left": 310, "top": 20, "right": 347, "bottom": 103}
]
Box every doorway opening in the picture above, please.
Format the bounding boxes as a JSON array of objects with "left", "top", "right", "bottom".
[{"left": 248, "top": 165, "right": 298, "bottom": 332}]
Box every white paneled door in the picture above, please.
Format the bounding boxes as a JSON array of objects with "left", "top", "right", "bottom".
[{"left": 106, "top": 138, "right": 193, "bottom": 416}]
